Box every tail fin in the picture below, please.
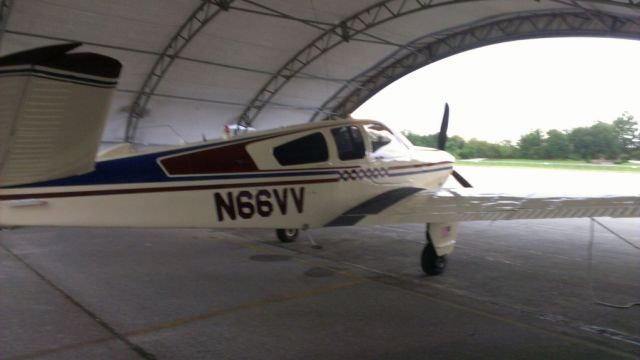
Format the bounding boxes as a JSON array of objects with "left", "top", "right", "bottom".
[{"left": 0, "top": 43, "right": 122, "bottom": 187}]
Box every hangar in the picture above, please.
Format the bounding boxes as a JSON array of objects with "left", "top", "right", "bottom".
[
  {"left": 1, "top": 1, "right": 640, "bottom": 359},
  {"left": 2, "top": 0, "right": 640, "bottom": 144}
]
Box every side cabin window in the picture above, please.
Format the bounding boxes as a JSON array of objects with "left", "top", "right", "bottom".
[
  {"left": 273, "top": 132, "right": 328, "bottom": 166},
  {"left": 364, "top": 123, "right": 408, "bottom": 159},
  {"left": 331, "top": 126, "right": 365, "bottom": 161}
]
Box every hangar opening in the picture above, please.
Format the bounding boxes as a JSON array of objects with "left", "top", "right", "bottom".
[{"left": 353, "top": 37, "right": 640, "bottom": 164}]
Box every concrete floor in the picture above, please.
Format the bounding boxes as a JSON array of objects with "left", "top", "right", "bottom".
[
  {"left": 2, "top": 167, "right": 639, "bottom": 359},
  {"left": 1, "top": 218, "right": 639, "bottom": 359}
]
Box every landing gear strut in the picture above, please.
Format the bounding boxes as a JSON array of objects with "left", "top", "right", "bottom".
[
  {"left": 276, "top": 228, "right": 299, "bottom": 243},
  {"left": 421, "top": 233, "right": 447, "bottom": 276}
]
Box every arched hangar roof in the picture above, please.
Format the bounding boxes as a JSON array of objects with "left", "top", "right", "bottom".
[{"left": 2, "top": 0, "right": 640, "bottom": 144}]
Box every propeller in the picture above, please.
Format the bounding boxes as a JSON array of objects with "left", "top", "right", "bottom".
[
  {"left": 436, "top": 103, "right": 472, "bottom": 188},
  {"left": 451, "top": 170, "right": 472, "bottom": 188},
  {"left": 437, "top": 103, "right": 449, "bottom": 151}
]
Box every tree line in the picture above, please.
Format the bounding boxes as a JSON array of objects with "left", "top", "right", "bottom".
[{"left": 403, "top": 113, "right": 640, "bottom": 161}]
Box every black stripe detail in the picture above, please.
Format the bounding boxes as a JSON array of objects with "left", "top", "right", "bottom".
[
  {"left": 0, "top": 69, "right": 118, "bottom": 87},
  {"left": 0, "top": 43, "right": 122, "bottom": 79},
  {"left": 325, "top": 187, "right": 423, "bottom": 227},
  {"left": 0, "top": 42, "right": 81, "bottom": 65},
  {"left": 0, "top": 178, "right": 339, "bottom": 201}
]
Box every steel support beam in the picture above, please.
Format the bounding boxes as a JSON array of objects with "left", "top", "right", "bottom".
[
  {"left": 125, "top": 0, "right": 234, "bottom": 142},
  {"left": 237, "top": 0, "right": 484, "bottom": 127},
  {"left": 0, "top": 0, "right": 14, "bottom": 47},
  {"left": 237, "top": 0, "right": 640, "bottom": 126},
  {"left": 312, "top": 11, "right": 640, "bottom": 122}
]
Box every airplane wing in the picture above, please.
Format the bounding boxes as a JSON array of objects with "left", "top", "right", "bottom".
[{"left": 326, "top": 187, "right": 640, "bottom": 226}]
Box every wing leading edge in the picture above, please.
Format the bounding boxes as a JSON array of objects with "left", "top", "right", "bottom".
[{"left": 327, "top": 188, "right": 640, "bottom": 226}]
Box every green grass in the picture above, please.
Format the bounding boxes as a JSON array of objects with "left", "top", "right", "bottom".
[{"left": 456, "top": 159, "right": 640, "bottom": 172}]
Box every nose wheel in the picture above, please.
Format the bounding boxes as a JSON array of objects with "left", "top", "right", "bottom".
[
  {"left": 421, "top": 234, "right": 447, "bottom": 276},
  {"left": 276, "top": 228, "right": 299, "bottom": 243}
]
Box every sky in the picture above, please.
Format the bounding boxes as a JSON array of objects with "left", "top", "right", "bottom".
[{"left": 352, "top": 37, "right": 640, "bottom": 143}]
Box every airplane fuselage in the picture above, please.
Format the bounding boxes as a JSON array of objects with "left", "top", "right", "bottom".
[{"left": 0, "top": 119, "right": 454, "bottom": 229}]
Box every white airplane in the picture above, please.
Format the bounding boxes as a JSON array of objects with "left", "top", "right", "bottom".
[{"left": 1, "top": 44, "right": 639, "bottom": 275}]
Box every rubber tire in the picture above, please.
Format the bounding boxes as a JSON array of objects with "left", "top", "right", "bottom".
[
  {"left": 276, "top": 229, "right": 299, "bottom": 243},
  {"left": 421, "top": 239, "right": 447, "bottom": 276}
]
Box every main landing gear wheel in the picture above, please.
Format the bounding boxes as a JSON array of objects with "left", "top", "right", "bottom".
[
  {"left": 421, "top": 235, "right": 447, "bottom": 276},
  {"left": 276, "top": 229, "right": 299, "bottom": 243}
]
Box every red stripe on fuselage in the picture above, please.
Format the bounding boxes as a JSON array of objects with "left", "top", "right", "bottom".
[
  {"left": 389, "top": 161, "right": 453, "bottom": 170},
  {"left": 157, "top": 121, "right": 367, "bottom": 177},
  {"left": 160, "top": 142, "right": 259, "bottom": 175}
]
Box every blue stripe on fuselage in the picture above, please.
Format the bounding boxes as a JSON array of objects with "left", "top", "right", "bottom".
[
  {"left": 2, "top": 141, "right": 339, "bottom": 189},
  {"left": 4, "top": 149, "right": 186, "bottom": 189},
  {"left": 4, "top": 158, "right": 341, "bottom": 189},
  {"left": 2, "top": 126, "right": 326, "bottom": 189}
]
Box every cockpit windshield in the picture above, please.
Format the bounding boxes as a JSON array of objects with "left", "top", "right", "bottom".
[{"left": 363, "top": 123, "right": 409, "bottom": 159}]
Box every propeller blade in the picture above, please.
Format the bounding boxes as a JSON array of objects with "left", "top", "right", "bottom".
[
  {"left": 437, "top": 103, "right": 449, "bottom": 150},
  {"left": 452, "top": 170, "right": 472, "bottom": 188},
  {"left": 435, "top": 103, "right": 472, "bottom": 188}
]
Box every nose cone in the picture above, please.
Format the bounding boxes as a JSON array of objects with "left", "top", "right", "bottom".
[
  {"left": 439, "top": 149, "right": 456, "bottom": 163},
  {"left": 410, "top": 146, "right": 456, "bottom": 164}
]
